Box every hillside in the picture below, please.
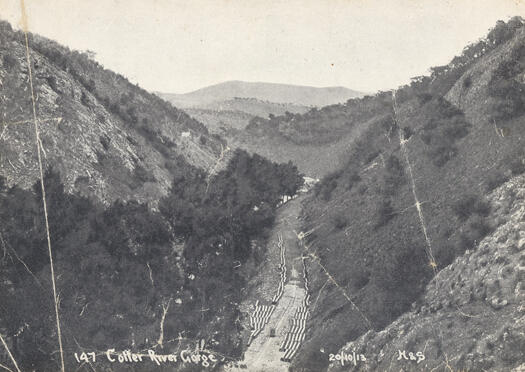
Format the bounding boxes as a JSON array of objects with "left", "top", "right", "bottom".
[
  {"left": 158, "top": 80, "right": 363, "bottom": 108},
  {"left": 2, "top": 12, "right": 525, "bottom": 372},
  {"left": 328, "top": 174, "right": 525, "bottom": 372},
  {"left": 0, "top": 19, "right": 305, "bottom": 371},
  {"left": 230, "top": 95, "right": 392, "bottom": 177},
  {"left": 160, "top": 83, "right": 363, "bottom": 174},
  {"left": 184, "top": 97, "right": 310, "bottom": 134},
  {"left": 190, "top": 97, "right": 311, "bottom": 118},
  {"left": 0, "top": 20, "right": 224, "bottom": 206},
  {"left": 162, "top": 87, "right": 364, "bottom": 178},
  {"left": 272, "top": 17, "right": 525, "bottom": 372},
  {"left": 184, "top": 94, "right": 384, "bottom": 179}
]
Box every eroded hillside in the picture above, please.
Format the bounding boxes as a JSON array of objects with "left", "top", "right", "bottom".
[{"left": 0, "top": 21, "right": 224, "bottom": 205}]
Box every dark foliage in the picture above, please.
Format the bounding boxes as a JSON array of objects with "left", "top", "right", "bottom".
[
  {"left": 160, "top": 149, "right": 303, "bottom": 260},
  {"left": 419, "top": 96, "right": 470, "bottom": 167},
  {"left": 457, "top": 215, "right": 493, "bottom": 253},
  {"left": 487, "top": 17, "right": 524, "bottom": 45},
  {"left": 246, "top": 91, "right": 393, "bottom": 145},
  {"left": 452, "top": 194, "right": 491, "bottom": 221},
  {"left": 374, "top": 198, "right": 396, "bottom": 228},
  {"left": 0, "top": 170, "right": 183, "bottom": 370},
  {"left": 485, "top": 170, "right": 508, "bottom": 191},
  {"left": 314, "top": 170, "right": 342, "bottom": 201},
  {"left": 382, "top": 154, "right": 406, "bottom": 196},
  {"left": 2, "top": 53, "right": 18, "bottom": 71},
  {"left": 373, "top": 242, "right": 429, "bottom": 292},
  {"left": 0, "top": 151, "right": 302, "bottom": 370},
  {"left": 509, "top": 157, "right": 525, "bottom": 175},
  {"left": 332, "top": 213, "right": 349, "bottom": 230}
]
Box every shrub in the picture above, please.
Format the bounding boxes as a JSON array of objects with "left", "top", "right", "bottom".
[
  {"left": 80, "top": 91, "right": 90, "bottom": 107},
  {"left": 2, "top": 54, "right": 18, "bottom": 71},
  {"left": 463, "top": 75, "right": 472, "bottom": 89},
  {"left": 358, "top": 184, "right": 368, "bottom": 195},
  {"left": 99, "top": 136, "right": 110, "bottom": 151},
  {"left": 485, "top": 170, "right": 508, "bottom": 191},
  {"left": 417, "top": 92, "right": 433, "bottom": 105},
  {"left": 487, "top": 18, "right": 524, "bottom": 46},
  {"left": 46, "top": 75, "right": 60, "bottom": 93},
  {"left": 430, "top": 143, "right": 457, "bottom": 167},
  {"left": 332, "top": 213, "right": 349, "bottom": 230},
  {"left": 509, "top": 157, "right": 525, "bottom": 175},
  {"left": 402, "top": 126, "right": 414, "bottom": 140},
  {"left": 352, "top": 267, "right": 370, "bottom": 289},
  {"left": 457, "top": 215, "right": 493, "bottom": 253},
  {"left": 95, "top": 149, "right": 107, "bottom": 163},
  {"left": 342, "top": 171, "right": 361, "bottom": 191},
  {"left": 133, "top": 164, "right": 155, "bottom": 184},
  {"left": 434, "top": 244, "right": 456, "bottom": 268},
  {"left": 315, "top": 170, "right": 342, "bottom": 201},
  {"left": 382, "top": 155, "right": 405, "bottom": 196},
  {"left": 488, "top": 42, "right": 525, "bottom": 121},
  {"left": 126, "top": 106, "right": 138, "bottom": 125},
  {"left": 453, "top": 194, "right": 491, "bottom": 221},
  {"left": 419, "top": 97, "right": 470, "bottom": 166},
  {"left": 375, "top": 198, "right": 395, "bottom": 228}
]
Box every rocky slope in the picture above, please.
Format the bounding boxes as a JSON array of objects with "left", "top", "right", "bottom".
[
  {"left": 287, "top": 17, "right": 525, "bottom": 371},
  {"left": 0, "top": 20, "right": 224, "bottom": 205},
  {"left": 328, "top": 174, "right": 525, "bottom": 372}
]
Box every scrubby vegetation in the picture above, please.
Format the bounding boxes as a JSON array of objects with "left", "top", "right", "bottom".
[
  {"left": 488, "top": 40, "right": 525, "bottom": 121},
  {"left": 417, "top": 96, "right": 470, "bottom": 166},
  {"left": 452, "top": 194, "right": 491, "bottom": 222},
  {"left": 0, "top": 150, "right": 302, "bottom": 370},
  {"left": 292, "top": 17, "right": 525, "bottom": 372},
  {"left": 246, "top": 92, "right": 393, "bottom": 145}
]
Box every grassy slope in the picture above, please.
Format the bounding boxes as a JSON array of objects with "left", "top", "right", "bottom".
[
  {"left": 290, "top": 18, "right": 525, "bottom": 372},
  {"left": 184, "top": 98, "right": 310, "bottom": 134},
  {"left": 328, "top": 174, "right": 525, "bottom": 372},
  {"left": 225, "top": 94, "right": 394, "bottom": 178}
]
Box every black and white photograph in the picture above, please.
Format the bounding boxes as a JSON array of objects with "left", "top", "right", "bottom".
[{"left": 0, "top": 1, "right": 524, "bottom": 371}]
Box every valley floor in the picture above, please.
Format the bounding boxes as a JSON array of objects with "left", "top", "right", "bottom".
[{"left": 225, "top": 196, "right": 308, "bottom": 371}]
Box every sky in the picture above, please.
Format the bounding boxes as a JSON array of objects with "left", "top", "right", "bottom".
[{"left": 0, "top": 0, "right": 524, "bottom": 94}]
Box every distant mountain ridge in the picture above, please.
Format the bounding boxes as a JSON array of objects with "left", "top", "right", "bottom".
[
  {"left": 158, "top": 80, "right": 364, "bottom": 108},
  {"left": 158, "top": 82, "right": 364, "bottom": 176}
]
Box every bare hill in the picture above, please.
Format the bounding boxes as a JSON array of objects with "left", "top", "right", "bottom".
[{"left": 158, "top": 80, "right": 363, "bottom": 108}]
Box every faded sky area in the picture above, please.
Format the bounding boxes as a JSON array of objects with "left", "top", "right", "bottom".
[{"left": 0, "top": 0, "right": 524, "bottom": 94}]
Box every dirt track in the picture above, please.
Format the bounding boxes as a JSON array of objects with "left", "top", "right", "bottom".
[{"left": 225, "top": 196, "right": 308, "bottom": 371}]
